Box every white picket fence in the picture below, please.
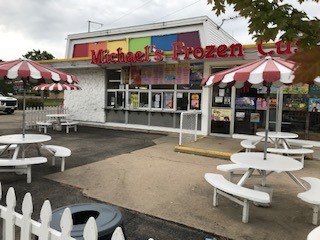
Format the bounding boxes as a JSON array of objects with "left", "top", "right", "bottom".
[
  {"left": 0, "top": 183, "right": 129, "bottom": 240},
  {"left": 25, "top": 106, "right": 68, "bottom": 129}
]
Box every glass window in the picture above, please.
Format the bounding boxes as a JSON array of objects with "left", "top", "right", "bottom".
[
  {"left": 129, "top": 84, "right": 149, "bottom": 89},
  {"left": 116, "top": 91, "right": 125, "bottom": 108},
  {"left": 139, "top": 92, "right": 149, "bottom": 108},
  {"left": 129, "top": 92, "right": 139, "bottom": 109},
  {"left": 177, "top": 92, "right": 188, "bottom": 110},
  {"left": 151, "top": 92, "right": 162, "bottom": 109},
  {"left": 152, "top": 85, "right": 174, "bottom": 90},
  {"left": 163, "top": 92, "right": 174, "bottom": 109},
  {"left": 107, "top": 92, "right": 116, "bottom": 108},
  {"left": 107, "top": 91, "right": 125, "bottom": 108},
  {"left": 107, "top": 69, "right": 121, "bottom": 89},
  {"left": 212, "top": 87, "right": 232, "bottom": 107},
  {"left": 190, "top": 93, "right": 201, "bottom": 110}
]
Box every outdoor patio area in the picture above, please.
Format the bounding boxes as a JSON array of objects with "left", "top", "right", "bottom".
[{"left": 1, "top": 111, "right": 320, "bottom": 239}]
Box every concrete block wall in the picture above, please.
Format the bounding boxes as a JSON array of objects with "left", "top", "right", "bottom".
[{"left": 64, "top": 68, "right": 106, "bottom": 122}]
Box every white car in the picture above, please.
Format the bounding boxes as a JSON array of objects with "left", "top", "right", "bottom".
[{"left": 0, "top": 93, "right": 18, "bottom": 114}]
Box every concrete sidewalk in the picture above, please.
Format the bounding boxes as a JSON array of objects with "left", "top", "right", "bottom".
[{"left": 46, "top": 134, "right": 320, "bottom": 240}]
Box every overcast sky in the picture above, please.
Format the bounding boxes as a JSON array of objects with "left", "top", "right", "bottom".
[{"left": 0, "top": 0, "right": 318, "bottom": 61}]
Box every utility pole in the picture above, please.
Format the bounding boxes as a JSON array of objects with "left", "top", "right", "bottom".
[{"left": 88, "top": 20, "right": 103, "bottom": 32}]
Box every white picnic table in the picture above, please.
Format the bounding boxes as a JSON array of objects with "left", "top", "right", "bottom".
[
  {"left": 230, "top": 152, "right": 306, "bottom": 190},
  {"left": 0, "top": 134, "right": 51, "bottom": 160},
  {"left": 0, "top": 134, "right": 51, "bottom": 183},
  {"left": 46, "top": 113, "right": 69, "bottom": 131},
  {"left": 256, "top": 131, "right": 298, "bottom": 149}
]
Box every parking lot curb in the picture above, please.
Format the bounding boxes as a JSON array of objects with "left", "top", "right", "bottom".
[{"left": 174, "top": 145, "right": 233, "bottom": 159}]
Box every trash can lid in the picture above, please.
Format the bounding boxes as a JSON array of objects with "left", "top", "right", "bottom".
[{"left": 51, "top": 203, "right": 122, "bottom": 239}]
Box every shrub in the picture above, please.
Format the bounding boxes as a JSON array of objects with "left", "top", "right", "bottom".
[{"left": 18, "top": 98, "right": 44, "bottom": 109}]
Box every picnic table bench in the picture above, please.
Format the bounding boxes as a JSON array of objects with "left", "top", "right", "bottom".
[
  {"left": 0, "top": 157, "right": 47, "bottom": 183},
  {"left": 298, "top": 177, "right": 320, "bottom": 225},
  {"left": 204, "top": 173, "right": 270, "bottom": 223},
  {"left": 41, "top": 145, "right": 71, "bottom": 171},
  {"left": 267, "top": 147, "right": 314, "bottom": 166}
]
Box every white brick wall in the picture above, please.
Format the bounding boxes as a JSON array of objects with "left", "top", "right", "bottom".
[{"left": 64, "top": 68, "right": 106, "bottom": 122}]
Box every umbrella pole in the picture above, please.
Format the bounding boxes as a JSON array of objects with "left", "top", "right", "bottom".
[
  {"left": 22, "top": 79, "right": 27, "bottom": 138},
  {"left": 263, "top": 86, "right": 271, "bottom": 160}
]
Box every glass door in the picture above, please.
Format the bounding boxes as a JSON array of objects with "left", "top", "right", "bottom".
[{"left": 211, "top": 86, "right": 232, "bottom": 134}]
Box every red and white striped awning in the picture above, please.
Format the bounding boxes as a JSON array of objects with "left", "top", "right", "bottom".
[
  {"left": 203, "top": 56, "right": 319, "bottom": 88},
  {"left": 0, "top": 59, "right": 78, "bottom": 84},
  {"left": 33, "top": 83, "right": 81, "bottom": 91}
]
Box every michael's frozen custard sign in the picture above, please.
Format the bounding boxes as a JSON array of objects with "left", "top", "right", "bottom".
[{"left": 91, "top": 41, "right": 298, "bottom": 64}]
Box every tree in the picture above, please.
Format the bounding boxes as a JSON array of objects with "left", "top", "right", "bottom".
[
  {"left": 207, "top": 0, "right": 320, "bottom": 84},
  {"left": 23, "top": 49, "right": 54, "bottom": 61}
]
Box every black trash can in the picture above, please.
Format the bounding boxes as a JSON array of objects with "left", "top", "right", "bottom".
[{"left": 51, "top": 203, "right": 123, "bottom": 240}]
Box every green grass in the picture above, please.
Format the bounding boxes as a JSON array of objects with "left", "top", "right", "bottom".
[{"left": 43, "top": 98, "right": 63, "bottom": 107}]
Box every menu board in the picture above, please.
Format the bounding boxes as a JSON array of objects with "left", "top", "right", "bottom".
[{"left": 137, "top": 63, "right": 190, "bottom": 85}]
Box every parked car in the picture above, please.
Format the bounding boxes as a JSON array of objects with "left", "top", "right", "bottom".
[{"left": 0, "top": 93, "right": 18, "bottom": 114}]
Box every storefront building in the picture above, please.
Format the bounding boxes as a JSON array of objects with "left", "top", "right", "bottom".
[{"left": 41, "top": 16, "right": 319, "bottom": 140}]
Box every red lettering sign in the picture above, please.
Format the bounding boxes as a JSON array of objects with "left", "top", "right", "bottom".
[
  {"left": 257, "top": 41, "right": 298, "bottom": 56},
  {"left": 91, "top": 41, "right": 296, "bottom": 65}
]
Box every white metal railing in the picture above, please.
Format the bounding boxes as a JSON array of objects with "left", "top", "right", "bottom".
[
  {"left": 179, "top": 111, "right": 198, "bottom": 145},
  {"left": 25, "top": 106, "right": 68, "bottom": 129},
  {"left": 0, "top": 183, "right": 133, "bottom": 240}
]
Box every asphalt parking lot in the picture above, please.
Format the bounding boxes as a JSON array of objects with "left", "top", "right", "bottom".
[{"left": 0, "top": 111, "right": 219, "bottom": 240}]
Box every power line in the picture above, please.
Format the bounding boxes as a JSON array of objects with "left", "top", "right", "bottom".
[
  {"left": 104, "top": 0, "right": 154, "bottom": 27},
  {"left": 217, "top": 16, "right": 240, "bottom": 30},
  {"left": 153, "top": 0, "right": 202, "bottom": 23}
]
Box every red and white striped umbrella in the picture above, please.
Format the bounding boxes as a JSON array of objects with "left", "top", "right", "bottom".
[
  {"left": 203, "top": 56, "right": 320, "bottom": 88},
  {"left": 33, "top": 83, "right": 81, "bottom": 91},
  {"left": 0, "top": 59, "right": 78, "bottom": 84},
  {"left": 0, "top": 59, "right": 79, "bottom": 136},
  {"left": 202, "top": 56, "right": 320, "bottom": 160}
]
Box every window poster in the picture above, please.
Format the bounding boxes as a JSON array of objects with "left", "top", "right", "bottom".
[
  {"left": 256, "top": 98, "right": 277, "bottom": 110},
  {"left": 235, "top": 97, "right": 256, "bottom": 110},
  {"left": 212, "top": 108, "right": 231, "bottom": 121},
  {"left": 189, "top": 63, "right": 203, "bottom": 87},
  {"left": 164, "top": 92, "right": 174, "bottom": 109},
  {"left": 283, "top": 97, "right": 307, "bottom": 111},
  {"left": 257, "top": 86, "right": 277, "bottom": 94},
  {"left": 283, "top": 84, "right": 309, "bottom": 94},
  {"left": 269, "top": 98, "right": 277, "bottom": 109},
  {"left": 256, "top": 97, "right": 268, "bottom": 110},
  {"left": 250, "top": 113, "right": 260, "bottom": 123},
  {"left": 152, "top": 93, "right": 161, "bottom": 108},
  {"left": 130, "top": 66, "right": 141, "bottom": 85},
  {"left": 236, "top": 111, "right": 245, "bottom": 121},
  {"left": 309, "top": 85, "right": 320, "bottom": 95},
  {"left": 308, "top": 98, "right": 320, "bottom": 112},
  {"left": 219, "top": 89, "right": 225, "bottom": 97},
  {"left": 130, "top": 93, "right": 139, "bottom": 109},
  {"left": 224, "top": 97, "right": 231, "bottom": 105},
  {"left": 215, "top": 96, "right": 223, "bottom": 103},
  {"left": 190, "top": 93, "right": 200, "bottom": 110}
]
